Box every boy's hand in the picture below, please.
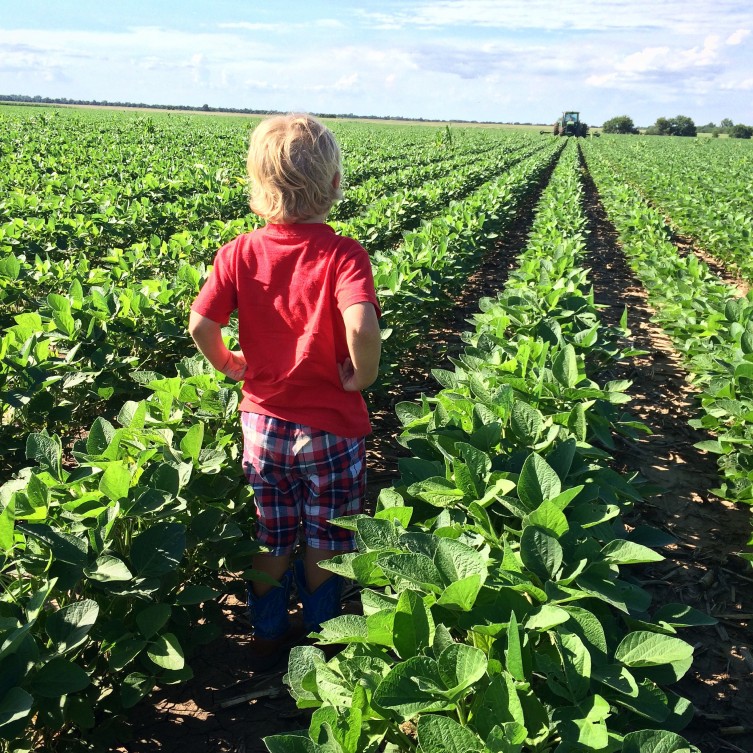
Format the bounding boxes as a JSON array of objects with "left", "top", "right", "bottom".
[
  {"left": 221, "top": 350, "right": 247, "bottom": 381},
  {"left": 338, "top": 357, "right": 360, "bottom": 391}
]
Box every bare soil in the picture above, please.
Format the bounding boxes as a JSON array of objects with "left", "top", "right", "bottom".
[{"left": 114, "top": 154, "right": 753, "bottom": 753}]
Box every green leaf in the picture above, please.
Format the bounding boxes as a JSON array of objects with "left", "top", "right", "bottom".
[
  {"left": 437, "top": 574, "right": 483, "bottom": 611},
  {"left": 99, "top": 461, "right": 132, "bottom": 502},
  {"left": 554, "top": 631, "right": 591, "bottom": 701},
  {"left": 511, "top": 401, "right": 544, "bottom": 445},
  {"left": 174, "top": 584, "right": 220, "bottom": 605},
  {"left": 264, "top": 735, "right": 321, "bottom": 753},
  {"left": 393, "top": 589, "right": 433, "bottom": 660},
  {"left": 84, "top": 554, "right": 132, "bottom": 582},
  {"left": 505, "top": 611, "right": 525, "bottom": 682},
  {"left": 374, "top": 506, "right": 412, "bottom": 528},
  {"left": 485, "top": 722, "right": 527, "bottom": 753},
  {"left": 180, "top": 422, "right": 205, "bottom": 462},
  {"left": 0, "top": 687, "right": 33, "bottom": 731},
  {"left": 653, "top": 604, "right": 716, "bottom": 627},
  {"left": 437, "top": 642, "right": 487, "bottom": 696},
  {"left": 525, "top": 605, "right": 570, "bottom": 631},
  {"left": 553, "top": 345, "right": 579, "bottom": 388},
  {"left": 615, "top": 632, "right": 694, "bottom": 668},
  {"left": 315, "top": 614, "right": 368, "bottom": 644},
  {"left": 567, "top": 403, "right": 587, "bottom": 441},
  {"left": 108, "top": 636, "right": 148, "bottom": 671},
  {"left": 0, "top": 254, "right": 21, "bottom": 280},
  {"left": 130, "top": 522, "right": 186, "bottom": 577},
  {"left": 417, "top": 714, "right": 484, "bottom": 753},
  {"left": 622, "top": 729, "right": 697, "bottom": 753},
  {"left": 21, "top": 524, "right": 87, "bottom": 566},
  {"left": 117, "top": 400, "right": 148, "bottom": 429},
  {"left": 26, "top": 432, "right": 62, "bottom": 478},
  {"left": 28, "top": 657, "right": 90, "bottom": 697},
  {"left": 378, "top": 553, "right": 444, "bottom": 593},
  {"left": 434, "top": 537, "right": 487, "bottom": 583},
  {"left": 136, "top": 603, "right": 172, "bottom": 639},
  {"left": 286, "top": 645, "right": 327, "bottom": 707},
  {"left": 372, "top": 656, "right": 448, "bottom": 719},
  {"left": 470, "top": 673, "right": 526, "bottom": 739},
  {"left": 120, "top": 672, "right": 155, "bottom": 709},
  {"left": 355, "top": 517, "right": 400, "bottom": 551},
  {"left": 517, "top": 453, "right": 561, "bottom": 510},
  {"left": 86, "top": 417, "right": 116, "bottom": 456},
  {"left": 0, "top": 498, "right": 16, "bottom": 552},
  {"left": 147, "top": 633, "right": 185, "bottom": 670},
  {"left": 520, "top": 526, "right": 563, "bottom": 580},
  {"left": 408, "top": 476, "right": 466, "bottom": 507},
  {"left": 526, "top": 501, "right": 569, "bottom": 537},
  {"left": 601, "top": 539, "right": 664, "bottom": 565},
  {"left": 46, "top": 599, "right": 99, "bottom": 652},
  {"left": 365, "top": 609, "right": 395, "bottom": 647},
  {"left": 553, "top": 693, "right": 610, "bottom": 749}
]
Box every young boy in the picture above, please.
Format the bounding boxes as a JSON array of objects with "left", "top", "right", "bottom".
[{"left": 189, "top": 114, "right": 381, "bottom": 670}]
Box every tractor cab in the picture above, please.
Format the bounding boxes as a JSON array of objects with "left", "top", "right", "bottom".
[{"left": 553, "top": 111, "right": 588, "bottom": 137}]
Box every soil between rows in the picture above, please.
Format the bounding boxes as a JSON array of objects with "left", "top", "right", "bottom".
[{"left": 115, "top": 152, "right": 753, "bottom": 753}]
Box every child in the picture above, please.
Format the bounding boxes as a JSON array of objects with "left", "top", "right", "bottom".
[{"left": 189, "top": 114, "right": 381, "bottom": 671}]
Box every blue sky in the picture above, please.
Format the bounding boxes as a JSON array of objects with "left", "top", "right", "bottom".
[{"left": 1, "top": 0, "right": 752, "bottom": 126}]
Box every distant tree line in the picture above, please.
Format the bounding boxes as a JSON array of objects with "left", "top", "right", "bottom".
[
  {"left": 602, "top": 113, "right": 752, "bottom": 138},
  {"left": 0, "top": 93, "right": 506, "bottom": 125}
]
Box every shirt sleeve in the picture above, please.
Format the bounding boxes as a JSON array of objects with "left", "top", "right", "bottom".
[
  {"left": 190, "top": 241, "right": 239, "bottom": 325},
  {"left": 334, "top": 241, "right": 381, "bottom": 318}
]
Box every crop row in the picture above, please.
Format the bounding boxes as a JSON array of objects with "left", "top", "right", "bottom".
[
  {"left": 0, "top": 110, "right": 518, "bottom": 263},
  {"left": 263, "top": 144, "right": 703, "bottom": 753},
  {"left": 330, "top": 137, "right": 535, "bottom": 220},
  {"left": 581, "top": 142, "right": 753, "bottom": 562},
  {"left": 586, "top": 136, "right": 753, "bottom": 282}
]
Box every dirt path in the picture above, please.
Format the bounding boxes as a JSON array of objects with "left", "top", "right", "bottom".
[{"left": 580, "top": 156, "right": 753, "bottom": 753}]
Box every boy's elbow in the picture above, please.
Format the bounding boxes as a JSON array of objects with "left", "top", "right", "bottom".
[{"left": 188, "top": 311, "right": 213, "bottom": 338}]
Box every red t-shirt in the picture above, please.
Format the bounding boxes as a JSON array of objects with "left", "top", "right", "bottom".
[{"left": 191, "top": 223, "right": 380, "bottom": 437}]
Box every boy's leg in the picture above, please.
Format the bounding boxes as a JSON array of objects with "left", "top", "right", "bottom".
[
  {"left": 297, "top": 430, "right": 366, "bottom": 631},
  {"left": 250, "top": 553, "right": 291, "bottom": 597},
  {"left": 242, "top": 412, "right": 304, "bottom": 664},
  {"left": 304, "top": 546, "right": 340, "bottom": 591}
]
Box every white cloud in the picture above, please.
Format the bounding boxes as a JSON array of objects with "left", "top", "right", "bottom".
[
  {"left": 217, "top": 22, "right": 284, "bottom": 32},
  {"left": 217, "top": 18, "right": 345, "bottom": 33},
  {"left": 357, "top": 0, "right": 751, "bottom": 34},
  {"left": 726, "top": 28, "right": 751, "bottom": 44},
  {"left": 720, "top": 77, "right": 753, "bottom": 90}
]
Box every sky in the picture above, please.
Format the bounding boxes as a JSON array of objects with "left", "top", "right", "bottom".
[{"left": 1, "top": 0, "right": 752, "bottom": 126}]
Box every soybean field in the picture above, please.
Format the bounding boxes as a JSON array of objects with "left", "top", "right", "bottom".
[{"left": 1, "top": 106, "right": 752, "bottom": 753}]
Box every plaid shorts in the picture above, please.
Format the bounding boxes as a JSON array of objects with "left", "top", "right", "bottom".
[{"left": 241, "top": 412, "right": 366, "bottom": 555}]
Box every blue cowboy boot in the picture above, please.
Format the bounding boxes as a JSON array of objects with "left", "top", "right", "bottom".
[
  {"left": 245, "top": 570, "right": 302, "bottom": 672},
  {"left": 293, "top": 559, "right": 344, "bottom": 634}
]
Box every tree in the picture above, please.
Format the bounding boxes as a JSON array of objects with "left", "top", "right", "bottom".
[
  {"left": 645, "top": 116, "right": 672, "bottom": 136},
  {"left": 729, "top": 123, "right": 753, "bottom": 139},
  {"left": 646, "top": 115, "right": 696, "bottom": 136},
  {"left": 602, "top": 115, "right": 638, "bottom": 134},
  {"left": 720, "top": 117, "right": 734, "bottom": 129},
  {"left": 669, "top": 115, "right": 696, "bottom": 137}
]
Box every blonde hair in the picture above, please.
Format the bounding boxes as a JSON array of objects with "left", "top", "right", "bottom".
[{"left": 247, "top": 114, "right": 343, "bottom": 222}]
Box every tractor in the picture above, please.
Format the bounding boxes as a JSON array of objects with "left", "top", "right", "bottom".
[{"left": 552, "top": 111, "right": 588, "bottom": 137}]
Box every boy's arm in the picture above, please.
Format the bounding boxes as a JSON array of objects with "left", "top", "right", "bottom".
[
  {"left": 339, "top": 302, "right": 381, "bottom": 392},
  {"left": 188, "top": 311, "right": 246, "bottom": 380}
]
